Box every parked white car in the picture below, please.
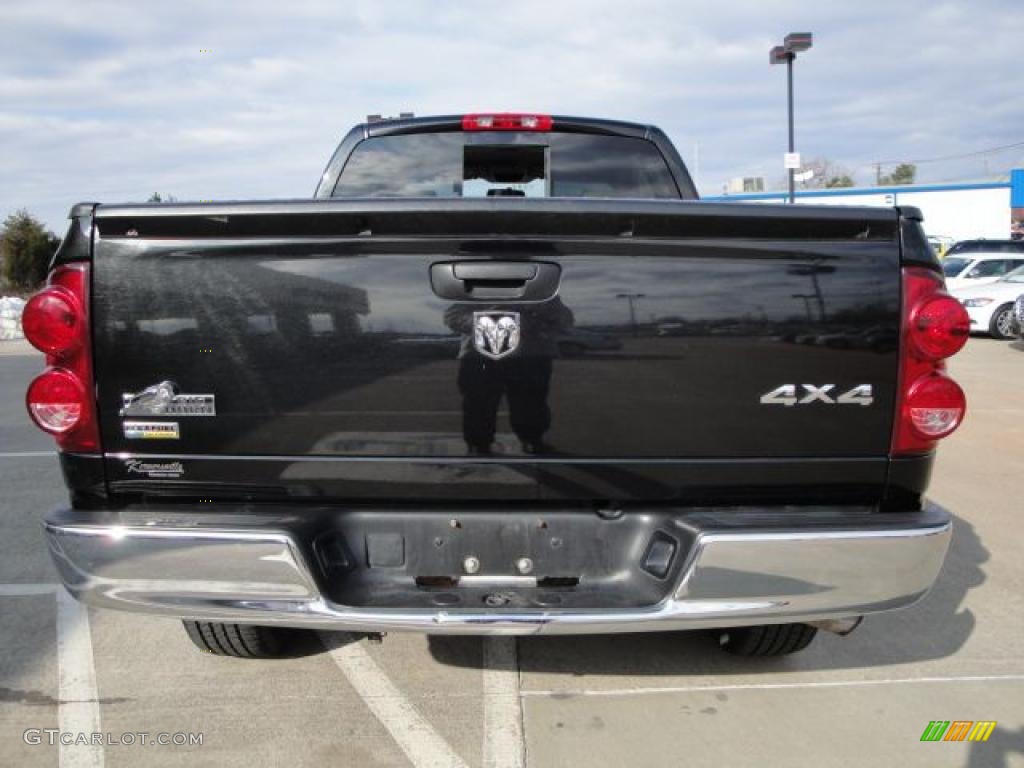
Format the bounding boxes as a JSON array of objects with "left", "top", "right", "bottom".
[
  {"left": 941, "top": 243, "right": 1024, "bottom": 292},
  {"left": 952, "top": 266, "right": 1024, "bottom": 339}
]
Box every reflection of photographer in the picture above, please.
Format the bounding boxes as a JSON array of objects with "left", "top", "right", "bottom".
[{"left": 444, "top": 299, "right": 574, "bottom": 454}]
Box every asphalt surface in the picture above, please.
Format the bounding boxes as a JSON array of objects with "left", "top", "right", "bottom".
[{"left": 0, "top": 336, "right": 1022, "bottom": 768}]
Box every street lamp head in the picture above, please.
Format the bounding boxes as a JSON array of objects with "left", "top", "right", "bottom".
[
  {"left": 784, "top": 32, "right": 813, "bottom": 53},
  {"left": 769, "top": 45, "right": 789, "bottom": 65}
]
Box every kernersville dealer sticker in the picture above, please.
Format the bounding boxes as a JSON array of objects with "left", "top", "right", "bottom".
[{"left": 124, "top": 460, "right": 184, "bottom": 478}]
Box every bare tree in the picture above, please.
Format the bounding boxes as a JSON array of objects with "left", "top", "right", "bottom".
[{"left": 798, "top": 158, "right": 856, "bottom": 189}]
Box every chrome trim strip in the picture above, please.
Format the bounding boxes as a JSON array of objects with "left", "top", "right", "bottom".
[
  {"left": 105, "top": 452, "right": 882, "bottom": 466},
  {"left": 43, "top": 505, "right": 952, "bottom": 635}
]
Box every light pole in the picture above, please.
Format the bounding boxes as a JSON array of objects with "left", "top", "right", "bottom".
[
  {"left": 788, "top": 260, "right": 836, "bottom": 322},
  {"left": 770, "top": 32, "right": 813, "bottom": 204}
]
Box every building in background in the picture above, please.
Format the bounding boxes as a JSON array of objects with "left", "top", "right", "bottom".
[
  {"left": 1012, "top": 169, "right": 1024, "bottom": 240},
  {"left": 707, "top": 169, "right": 1024, "bottom": 243},
  {"left": 726, "top": 176, "right": 766, "bottom": 194}
]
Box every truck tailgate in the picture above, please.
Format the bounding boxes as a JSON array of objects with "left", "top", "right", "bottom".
[{"left": 90, "top": 199, "right": 901, "bottom": 503}]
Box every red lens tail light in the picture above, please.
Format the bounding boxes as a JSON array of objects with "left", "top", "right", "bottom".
[
  {"left": 22, "top": 286, "right": 83, "bottom": 356},
  {"left": 909, "top": 293, "right": 969, "bottom": 360},
  {"left": 462, "top": 113, "right": 553, "bottom": 132},
  {"left": 892, "top": 267, "right": 968, "bottom": 454},
  {"left": 24, "top": 263, "right": 100, "bottom": 453}
]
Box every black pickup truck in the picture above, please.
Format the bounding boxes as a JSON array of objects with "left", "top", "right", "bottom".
[{"left": 26, "top": 113, "right": 970, "bottom": 658}]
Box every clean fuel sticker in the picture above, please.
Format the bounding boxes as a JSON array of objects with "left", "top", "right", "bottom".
[{"left": 123, "top": 421, "right": 180, "bottom": 440}]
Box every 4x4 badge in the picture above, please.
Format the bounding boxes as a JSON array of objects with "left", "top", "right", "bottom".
[{"left": 760, "top": 384, "right": 873, "bottom": 406}]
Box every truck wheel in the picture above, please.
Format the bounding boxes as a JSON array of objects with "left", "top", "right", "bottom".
[
  {"left": 989, "top": 304, "right": 1016, "bottom": 339},
  {"left": 182, "top": 621, "right": 295, "bottom": 658},
  {"left": 718, "top": 623, "right": 818, "bottom": 656}
]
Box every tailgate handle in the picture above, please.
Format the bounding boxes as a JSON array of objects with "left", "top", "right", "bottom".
[
  {"left": 431, "top": 261, "right": 560, "bottom": 301},
  {"left": 453, "top": 262, "right": 538, "bottom": 282}
]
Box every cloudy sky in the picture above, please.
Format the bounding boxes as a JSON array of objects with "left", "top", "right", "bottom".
[{"left": 2, "top": 0, "right": 1021, "bottom": 233}]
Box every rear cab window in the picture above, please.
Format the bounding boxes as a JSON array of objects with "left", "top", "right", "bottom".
[{"left": 332, "top": 132, "right": 681, "bottom": 199}]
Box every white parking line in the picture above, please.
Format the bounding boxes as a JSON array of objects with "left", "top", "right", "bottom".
[
  {"left": 520, "top": 673, "right": 1024, "bottom": 698},
  {"left": 56, "top": 589, "right": 104, "bottom": 768},
  {"left": 0, "top": 583, "right": 57, "bottom": 595},
  {"left": 482, "top": 638, "right": 525, "bottom": 768},
  {"left": 321, "top": 633, "right": 468, "bottom": 768}
]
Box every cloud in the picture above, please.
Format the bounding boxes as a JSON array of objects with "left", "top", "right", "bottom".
[{"left": 1, "top": 0, "right": 1021, "bottom": 232}]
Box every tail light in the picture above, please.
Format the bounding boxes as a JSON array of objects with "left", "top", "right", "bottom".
[
  {"left": 23, "top": 263, "right": 99, "bottom": 453},
  {"left": 26, "top": 368, "right": 87, "bottom": 433},
  {"left": 22, "top": 287, "right": 83, "bottom": 355},
  {"left": 908, "top": 292, "right": 970, "bottom": 359},
  {"left": 462, "top": 113, "right": 553, "bottom": 132},
  {"left": 892, "top": 267, "right": 969, "bottom": 454}
]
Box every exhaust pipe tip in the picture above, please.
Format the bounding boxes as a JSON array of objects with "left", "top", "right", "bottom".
[{"left": 808, "top": 616, "right": 863, "bottom": 636}]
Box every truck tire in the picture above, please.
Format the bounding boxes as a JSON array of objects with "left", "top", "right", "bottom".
[
  {"left": 718, "top": 623, "right": 818, "bottom": 656},
  {"left": 989, "top": 303, "right": 1016, "bottom": 339},
  {"left": 182, "top": 621, "right": 295, "bottom": 658}
]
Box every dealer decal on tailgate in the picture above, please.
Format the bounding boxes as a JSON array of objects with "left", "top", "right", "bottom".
[{"left": 124, "top": 460, "right": 185, "bottom": 479}]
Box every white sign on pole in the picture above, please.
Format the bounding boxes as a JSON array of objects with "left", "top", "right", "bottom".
[{"left": 784, "top": 153, "right": 801, "bottom": 170}]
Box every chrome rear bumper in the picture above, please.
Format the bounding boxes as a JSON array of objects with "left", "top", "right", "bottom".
[{"left": 43, "top": 505, "right": 952, "bottom": 635}]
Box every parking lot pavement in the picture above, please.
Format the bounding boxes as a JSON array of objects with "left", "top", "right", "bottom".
[
  {"left": 0, "top": 342, "right": 46, "bottom": 454},
  {"left": 1, "top": 338, "right": 1022, "bottom": 768}
]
